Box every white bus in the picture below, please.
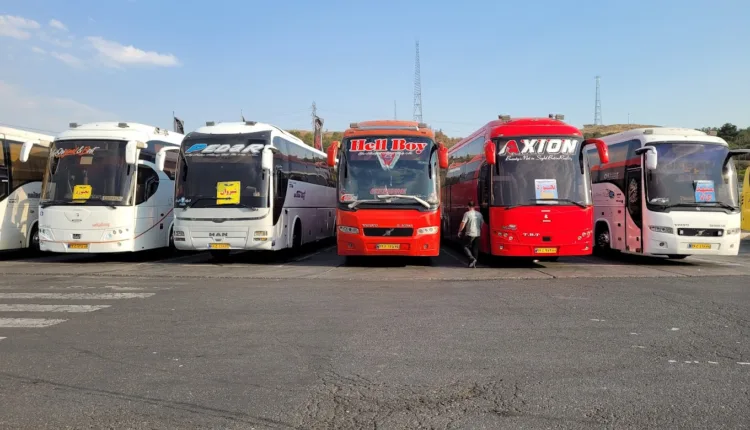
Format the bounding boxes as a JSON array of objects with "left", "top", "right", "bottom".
[
  {"left": 20, "top": 122, "right": 184, "bottom": 253},
  {"left": 158, "top": 121, "right": 336, "bottom": 258},
  {"left": 585, "top": 127, "right": 749, "bottom": 259},
  {"left": 0, "top": 127, "right": 54, "bottom": 253}
]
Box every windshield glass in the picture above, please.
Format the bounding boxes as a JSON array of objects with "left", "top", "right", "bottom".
[
  {"left": 645, "top": 142, "right": 738, "bottom": 208},
  {"left": 42, "top": 139, "right": 133, "bottom": 206},
  {"left": 339, "top": 136, "right": 438, "bottom": 207},
  {"left": 492, "top": 136, "right": 591, "bottom": 207},
  {"left": 176, "top": 134, "right": 269, "bottom": 209}
]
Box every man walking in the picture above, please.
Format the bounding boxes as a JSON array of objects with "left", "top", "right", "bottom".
[{"left": 457, "top": 200, "right": 483, "bottom": 268}]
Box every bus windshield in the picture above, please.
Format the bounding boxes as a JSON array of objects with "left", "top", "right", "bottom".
[
  {"left": 176, "top": 135, "right": 269, "bottom": 209},
  {"left": 339, "top": 136, "right": 438, "bottom": 208},
  {"left": 492, "top": 136, "right": 591, "bottom": 207},
  {"left": 42, "top": 139, "right": 133, "bottom": 207},
  {"left": 645, "top": 142, "right": 739, "bottom": 209}
]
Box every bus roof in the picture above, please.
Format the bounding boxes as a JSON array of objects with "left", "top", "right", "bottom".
[
  {"left": 0, "top": 126, "right": 55, "bottom": 145},
  {"left": 343, "top": 120, "right": 435, "bottom": 139},
  {"left": 450, "top": 116, "right": 581, "bottom": 154},
  {"left": 597, "top": 127, "right": 728, "bottom": 146},
  {"left": 188, "top": 121, "right": 323, "bottom": 156},
  {"left": 57, "top": 122, "right": 184, "bottom": 145}
]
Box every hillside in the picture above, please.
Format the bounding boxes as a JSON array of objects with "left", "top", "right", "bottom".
[{"left": 581, "top": 124, "right": 658, "bottom": 139}]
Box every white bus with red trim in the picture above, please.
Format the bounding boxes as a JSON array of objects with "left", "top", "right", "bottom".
[
  {"left": 0, "top": 126, "right": 54, "bottom": 252},
  {"left": 586, "top": 127, "right": 749, "bottom": 259},
  {"left": 20, "top": 122, "right": 183, "bottom": 253}
]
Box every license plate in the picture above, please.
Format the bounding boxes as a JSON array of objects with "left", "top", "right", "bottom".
[
  {"left": 68, "top": 243, "right": 89, "bottom": 250},
  {"left": 376, "top": 244, "right": 400, "bottom": 250},
  {"left": 534, "top": 247, "right": 557, "bottom": 254},
  {"left": 209, "top": 243, "right": 230, "bottom": 249},
  {"left": 688, "top": 243, "right": 711, "bottom": 250}
]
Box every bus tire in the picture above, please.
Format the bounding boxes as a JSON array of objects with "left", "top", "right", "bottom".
[
  {"left": 167, "top": 227, "right": 177, "bottom": 253},
  {"left": 594, "top": 222, "right": 612, "bottom": 257},
  {"left": 292, "top": 220, "right": 302, "bottom": 250},
  {"left": 28, "top": 224, "right": 40, "bottom": 253}
]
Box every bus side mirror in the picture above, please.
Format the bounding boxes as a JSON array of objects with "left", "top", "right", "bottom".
[
  {"left": 438, "top": 143, "right": 448, "bottom": 169},
  {"left": 635, "top": 146, "right": 657, "bottom": 170},
  {"left": 484, "top": 140, "right": 496, "bottom": 165},
  {"left": 125, "top": 140, "right": 142, "bottom": 165},
  {"left": 583, "top": 138, "right": 610, "bottom": 165},
  {"left": 261, "top": 147, "right": 274, "bottom": 171},
  {"left": 327, "top": 141, "right": 339, "bottom": 167},
  {"left": 19, "top": 141, "right": 35, "bottom": 163}
]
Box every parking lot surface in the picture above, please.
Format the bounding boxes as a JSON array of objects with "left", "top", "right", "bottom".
[{"left": 0, "top": 241, "right": 748, "bottom": 429}]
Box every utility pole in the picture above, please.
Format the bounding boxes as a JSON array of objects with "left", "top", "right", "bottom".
[
  {"left": 413, "top": 40, "right": 423, "bottom": 123},
  {"left": 594, "top": 76, "right": 602, "bottom": 125}
]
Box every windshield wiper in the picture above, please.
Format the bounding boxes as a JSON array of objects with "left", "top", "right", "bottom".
[
  {"left": 504, "top": 198, "right": 587, "bottom": 210},
  {"left": 664, "top": 202, "right": 737, "bottom": 211},
  {"left": 183, "top": 196, "right": 256, "bottom": 210},
  {"left": 347, "top": 199, "right": 379, "bottom": 210},
  {"left": 40, "top": 200, "right": 82, "bottom": 208},
  {"left": 86, "top": 198, "right": 118, "bottom": 209},
  {"left": 375, "top": 194, "right": 431, "bottom": 209}
]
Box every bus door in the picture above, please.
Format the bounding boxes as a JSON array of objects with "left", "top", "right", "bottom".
[
  {"left": 478, "top": 162, "right": 491, "bottom": 252},
  {"left": 0, "top": 138, "right": 7, "bottom": 200},
  {"left": 625, "top": 166, "right": 644, "bottom": 253}
]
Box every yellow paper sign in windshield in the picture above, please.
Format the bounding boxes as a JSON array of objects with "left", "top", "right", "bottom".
[
  {"left": 72, "top": 184, "right": 92, "bottom": 200},
  {"left": 217, "top": 181, "right": 240, "bottom": 205}
]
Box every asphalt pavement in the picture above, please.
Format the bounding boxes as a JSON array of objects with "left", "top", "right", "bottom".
[{"left": 0, "top": 242, "right": 748, "bottom": 429}]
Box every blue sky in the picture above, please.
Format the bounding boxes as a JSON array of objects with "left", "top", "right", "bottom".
[{"left": 1, "top": 0, "right": 748, "bottom": 138}]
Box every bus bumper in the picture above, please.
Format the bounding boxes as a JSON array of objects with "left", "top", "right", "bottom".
[
  {"left": 644, "top": 231, "right": 742, "bottom": 256},
  {"left": 490, "top": 239, "right": 593, "bottom": 257},
  {"left": 40, "top": 238, "right": 136, "bottom": 253},
  {"left": 336, "top": 232, "right": 440, "bottom": 257},
  {"left": 173, "top": 226, "right": 275, "bottom": 252}
]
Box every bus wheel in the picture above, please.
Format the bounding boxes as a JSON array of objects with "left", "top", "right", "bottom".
[
  {"left": 594, "top": 223, "right": 612, "bottom": 256},
  {"left": 167, "top": 227, "right": 176, "bottom": 253},
  {"left": 292, "top": 220, "right": 302, "bottom": 250},
  {"left": 29, "top": 225, "right": 40, "bottom": 253},
  {"left": 667, "top": 254, "right": 689, "bottom": 260}
]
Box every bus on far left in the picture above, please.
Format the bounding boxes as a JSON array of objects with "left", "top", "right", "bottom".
[
  {"left": 20, "top": 122, "right": 184, "bottom": 254},
  {"left": 0, "top": 126, "right": 54, "bottom": 253}
]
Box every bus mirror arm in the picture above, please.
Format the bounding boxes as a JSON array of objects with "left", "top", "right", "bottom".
[
  {"left": 634, "top": 146, "right": 657, "bottom": 170},
  {"left": 125, "top": 140, "right": 146, "bottom": 165},
  {"left": 19, "top": 140, "right": 38, "bottom": 163},
  {"left": 155, "top": 146, "right": 179, "bottom": 172},
  {"left": 724, "top": 149, "right": 750, "bottom": 168},
  {"left": 261, "top": 148, "right": 274, "bottom": 171}
]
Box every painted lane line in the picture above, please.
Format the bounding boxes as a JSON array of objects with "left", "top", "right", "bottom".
[
  {"left": 738, "top": 362, "right": 750, "bottom": 366},
  {"left": 0, "top": 304, "right": 111, "bottom": 312},
  {"left": 0, "top": 293, "right": 154, "bottom": 300},
  {"left": 0, "top": 318, "right": 67, "bottom": 328},
  {"left": 0, "top": 337, "right": 5, "bottom": 342}
]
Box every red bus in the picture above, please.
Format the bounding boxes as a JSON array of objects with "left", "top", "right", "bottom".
[
  {"left": 326, "top": 120, "right": 448, "bottom": 261},
  {"left": 441, "top": 115, "right": 609, "bottom": 260}
]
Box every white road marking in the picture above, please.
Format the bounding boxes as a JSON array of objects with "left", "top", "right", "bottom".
[
  {"left": 0, "top": 293, "right": 154, "bottom": 300},
  {"left": 632, "top": 345, "right": 645, "bottom": 349},
  {"left": 671, "top": 327, "right": 680, "bottom": 331},
  {"left": 630, "top": 332, "right": 639, "bottom": 335},
  {"left": 0, "top": 318, "right": 67, "bottom": 328},
  {"left": 590, "top": 318, "right": 605, "bottom": 322},
  {"left": 668, "top": 360, "right": 677, "bottom": 363},
  {"left": 708, "top": 361, "right": 718, "bottom": 365},
  {"left": 0, "top": 304, "right": 111, "bottom": 312},
  {"left": 0, "top": 337, "right": 5, "bottom": 342},
  {"left": 738, "top": 362, "right": 750, "bottom": 365}
]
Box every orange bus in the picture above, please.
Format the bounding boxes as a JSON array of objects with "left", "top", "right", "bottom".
[{"left": 326, "top": 120, "right": 448, "bottom": 262}]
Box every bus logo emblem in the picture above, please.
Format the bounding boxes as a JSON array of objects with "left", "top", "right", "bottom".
[{"left": 383, "top": 228, "right": 394, "bottom": 236}]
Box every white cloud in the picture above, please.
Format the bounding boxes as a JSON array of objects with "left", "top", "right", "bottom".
[
  {"left": 0, "top": 80, "right": 116, "bottom": 133},
  {"left": 49, "top": 19, "right": 67, "bottom": 31},
  {"left": 51, "top": 52, "right": 84, "bottom": 68},
  {"left": 38, "top": 32, "right": 73, "bottom": 48},
  {"left": 87, "top": 36, "right": 180, "bottom": 67},
  {"left": 0, "top": 15, "right": 41, "bottom": 40},
  {"left": 31, "top": 46, "right": 46, "bottom": 54}
]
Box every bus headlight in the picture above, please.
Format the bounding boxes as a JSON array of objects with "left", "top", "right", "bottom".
[
  {"left": 649, "top": 226, "right": 674, "bottom": 234},
  {"left": 501, "top": 224, "right": 517, "bottom": 231},
  {"left": 416, "top": 226, "right": 438, "bottom": 235},
  {"left": 254, "top": 231, "right": 268, "bottom": 237},
  {"left": 39, "top": 228, "right": 53, "bottom": 241},
  {"left": 726, "top": 228, "right": 741, "bottom": 235},
  {"left": 338, "top": 226, "right": 359, "bottom": 234},
  {"left": 174, "top": 230, "right": 185, "bottom": 237}
]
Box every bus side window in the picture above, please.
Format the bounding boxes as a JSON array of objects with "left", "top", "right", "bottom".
[
  {"left": 136, "top": 165, "right": 160, "bottom": 205},
  {"left": 0, "top": 139, "right": 7, "bottom": 199},
  {"left": 163, "top": 151, "right": 178, "bottom": 180}
]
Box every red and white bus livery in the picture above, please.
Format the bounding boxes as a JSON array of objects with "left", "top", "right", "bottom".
[
  {"left": 442, "top": 115, "right": 609, "bottom": 259},
  {"left": 327, "top": 120, "right": 448, "bottom": 261}
]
